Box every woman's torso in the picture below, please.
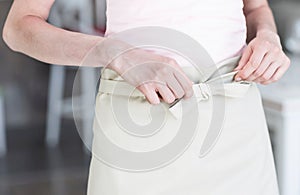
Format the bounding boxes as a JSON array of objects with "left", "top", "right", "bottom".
[{"left": 105, "top": 0, "right": 247, "bottom": 65}]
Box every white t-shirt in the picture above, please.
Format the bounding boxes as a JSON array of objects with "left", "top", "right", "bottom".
[{"left": 105, "top": 0, "right": 247, "bottom": 65}]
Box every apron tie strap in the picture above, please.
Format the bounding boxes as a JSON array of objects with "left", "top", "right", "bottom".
[{"left": 98, "top": 57, "right": 252, "bottom": 119}]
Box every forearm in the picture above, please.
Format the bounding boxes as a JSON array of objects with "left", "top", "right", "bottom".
[
  {"left": 3, "top": 15, "right": 106, "bottom": 66},
  {"left": 236, "top": 0, "right": 290, "bottom": 85},
  {"left": 243, "top": 2, "right": 280, "bottom": 45}
]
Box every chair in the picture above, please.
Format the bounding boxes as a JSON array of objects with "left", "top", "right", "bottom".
[
  {"left": 45, "top": 0, "right": 105, "bottom": 151},
  {"left": 0, "top": 88, "right": 6, "bottom": 157}
]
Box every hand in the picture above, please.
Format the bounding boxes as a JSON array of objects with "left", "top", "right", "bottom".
[
  {"left": 107, "top": 42, "right": 194, "bottom": 105},
  {"left": 234, "top": 30, "right": 290, "bottom": 85}
]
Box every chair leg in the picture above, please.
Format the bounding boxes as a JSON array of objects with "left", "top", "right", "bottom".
[
  {"left": 0, "top": 95, "right": 6, "bottom": 157},
  {"left": 80, "top": 68, "right": 97, "bottom": 153},
  {"left": 46, "top": 65, "right": 66, "bottom": 147}
]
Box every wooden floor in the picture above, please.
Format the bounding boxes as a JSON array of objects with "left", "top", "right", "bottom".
[{"left": 0, "top": 120, "right": 91, "bottom": 195}]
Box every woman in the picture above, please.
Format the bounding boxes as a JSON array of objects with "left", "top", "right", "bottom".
[{"left": 3, "top": 0, "right": 290, "bottom": 194}]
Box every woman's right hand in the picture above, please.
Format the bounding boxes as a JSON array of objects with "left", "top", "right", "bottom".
[{"left": 106, "top": 43, "right": 194, "bottom": 105}]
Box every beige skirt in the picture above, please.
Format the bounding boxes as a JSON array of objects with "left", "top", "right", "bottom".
[{"left": 87, "top": 57, "right": 279, "bottom": 195}]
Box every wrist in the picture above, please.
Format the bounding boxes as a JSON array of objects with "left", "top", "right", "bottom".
[
  {"left": 256, "top": 29, "right": 282, "bottom": 48},
  {"left": 96, "top": 38, "right": 133, "bottom": 73}
]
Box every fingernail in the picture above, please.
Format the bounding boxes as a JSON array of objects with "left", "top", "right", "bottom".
[
  {"left": 235, "top": 77, "right": 241, "bottom": 81},
  {"left": 152, "top": 97, "right": 160, "bottom": 105}
]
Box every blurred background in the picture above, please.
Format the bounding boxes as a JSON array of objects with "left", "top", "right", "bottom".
[{"left": 0, "top": 0, "right": 299, "bottom": 195}]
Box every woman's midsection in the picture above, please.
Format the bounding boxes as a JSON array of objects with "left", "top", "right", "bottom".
[{"left": 105, "top": 0, "right": 247, "bottom": 64}]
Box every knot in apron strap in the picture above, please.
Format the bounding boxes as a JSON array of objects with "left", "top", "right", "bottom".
[{"left": 168, "top": 69, "right": 251, "bottom": 119}]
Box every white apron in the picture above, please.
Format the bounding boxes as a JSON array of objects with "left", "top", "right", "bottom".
[{"left": 87, "top": 57, "right": 279, "bottom": 195}]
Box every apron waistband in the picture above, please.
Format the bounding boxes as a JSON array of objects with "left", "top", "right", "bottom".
[{"left": 98, "top": 56, "right": 252, "bottom": 119}]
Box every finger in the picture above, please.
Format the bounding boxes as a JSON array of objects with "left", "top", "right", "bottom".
[
  {"left": 173, "top": 66, "right": 194, "bottom": 86},
  {"left": 257, "top": 61, "right": 281, "bottom": 83},
  {"left": 260, "top": 59, "right": 290, "bottom": 85},
  {"left": 166, "top": 76, "right": 185, "bottom": 99},
  {"left": 248, "top": 51, "right": 276, "bottom": 81},
  {"left": 155, "top": 83, "right": 176, "bottom": 104},
  {"left": 138, "top": 83, "right": 160, "bottom": 104},
  {"left": 164, "top": 58, "right": 191, "bottom": 82},
  {"left": 173, "top": 70, "right": 194, "bottom": 99},
  {"left": 235, "top": 46, "right": 268, "bottom": 81},
  {"left": 235, "top": 46, "right": 252, "bottom": 70}
]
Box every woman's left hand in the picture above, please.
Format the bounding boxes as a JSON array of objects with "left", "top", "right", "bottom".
[{"left": 234, "top": 30, "right": 290, "bottom": 85}]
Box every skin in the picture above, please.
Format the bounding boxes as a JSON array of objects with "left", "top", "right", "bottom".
[
  {"left": 2, "top": 0, "right": 290, "bottom": 104},
  {"left": 235, "top": 0, "right": 290, "bottom": 85}
]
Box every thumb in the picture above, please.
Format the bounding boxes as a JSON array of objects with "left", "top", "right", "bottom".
[{"left": 234, "top": 46, "right": 252, "bottom": 71}]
